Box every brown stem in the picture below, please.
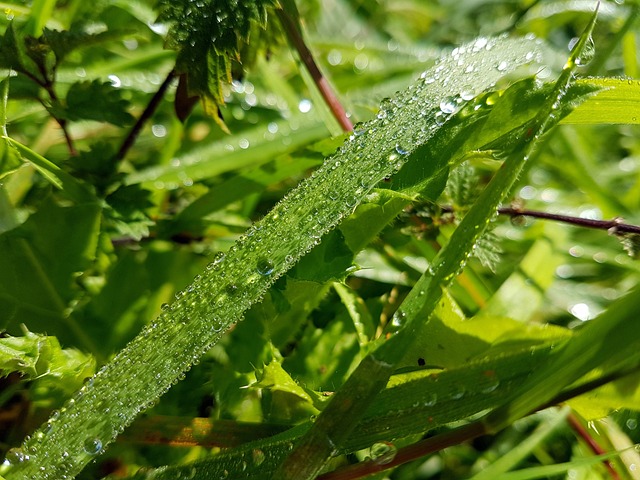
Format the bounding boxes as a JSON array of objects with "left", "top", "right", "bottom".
[
  {"left": 567, "top": 413, "right": 621, "bottom": 480},
  {"left": 439, "top": 205, "right": 640, "bottom": 235},
  {"left": 116, "top": 69, "right": 177, "bottom": 161},
  {"left": 317, "top": 422, "right": 487, "bottom": 480},
  {"left": 275, "top": 7, "right": 353, "bottom": 133},
  {"left": 318, "top": 363, "right": 640, "bottom": 480}
]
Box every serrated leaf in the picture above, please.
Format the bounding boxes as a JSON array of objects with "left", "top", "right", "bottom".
[
  {"left": 0, "top": 329, "right": 96, "bottom": 398},
  {"left": 104, "top": 185, "right": 154, "bottom": 241},
  {"left": 42, "top": 27, "right": 132, "bottom": 63},
  {"left": 156, "top": 0, "right": 279, "bottom": 126},
  {"left": 0, "top": 23, "right": 45, "bottom": 83},
  {"left": 55, "top": 80, "right": 134, "bottom": 126},
  {"left": 252, "top": 360, "right": 319, "bottom": 423}
]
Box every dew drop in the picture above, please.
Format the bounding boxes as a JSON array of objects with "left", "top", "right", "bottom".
[
  {"left": 481, "top": 372, "right": 500, "bottom": 393},
  {"left": 391, "top": 309, "right": 407, "bottom": 328},
  {"left": 395, "top": 144, "right": 409, "bottom": 155},
  {"left": 449, "top": 384, "right": 466, "bottom": 400},
  {"left": 256, "top": 259, "right": 275, "bottom": 276},
  {"left": 4, "top": 447, "right": 29, "bottom": 465},
  {"left": 252, "top": 448, "right": 266, "bottom": 466},
  {"left": 370, "top": 442, "right": 397, "bottom": 465},
  {"left": 439, "top": 96, "right": 457, "bottom": 114},
  {"left": 575, "top": 36, "right": 595, "bottom": 66},
  {"left": 423, "top": 393, "right": 438, "bottom": 407},
  {"left": 496, "top": 60, "right": 508, "bottom": 71},
  {"left": 83, "top": 437, "right": 103, "bottom": 455},
  {"left": 460, "top": 86, "right": 475, "bottom": 101}
]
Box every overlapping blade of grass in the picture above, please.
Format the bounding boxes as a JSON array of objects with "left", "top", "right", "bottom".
[
  {"left": 275, "top": 10, "right": 600, "bottom": 480},
  {"left": 561, "top": 77, "right": 640, "bottom": 124},
  {"left": 124, "top": 344, "right": 560, "bottom": 480},
  {"left": 1, "top": 36, "right": 544, "bottom": 480}
]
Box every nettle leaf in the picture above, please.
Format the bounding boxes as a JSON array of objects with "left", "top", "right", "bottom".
[
  {"left": 252, "top": 360, "right": 319, "bottom": 423},
  {"left": 51, "top": 80, "right": 134, "bottom": 126},
  {"left": 0, "top": 23, "right": 45, "bottom": 83},
  {"left": 104, "top": 185, "right": 155, "bottom": 241},
  {"left": 67, "top": 142, "right": 119, "bottom": 195},
  {"left": 0, "top": 329, "right": 96, "bottom": 399},
  {"left": 42, "top": 27, "right": 132, "bottom": 63},
  {"left": 156, "top": 0, "right": 280, "bottom": 129}
]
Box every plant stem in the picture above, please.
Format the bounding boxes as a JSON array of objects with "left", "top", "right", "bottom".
[
  {"left": 116, "top": 69, "right": 177, "bottom": 161},
  {"left": 318, "top": 363, "right": 640, "bottom": 480},
  {"left": 439, "top": 205, "right": 640, "bottom": 235},
  {"left": 567, "top": 413, "right": 621, "bottom": 480},
  {"left": 275, "top": 7, "right": 353, "bottom": 132},
  {"left": 317, "top": 422, "right": 487, "bottom": 480}
]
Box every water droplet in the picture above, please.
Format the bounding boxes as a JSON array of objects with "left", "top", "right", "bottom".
[
  {"left": 473, "top": 37, "right": 489, "bottom": 51},
  {"left": 496, "top": 61, "right": 508, "bottom": 72},
  {"left": 257, "top": 259, "right": 274, "bottom": 276},
  {"left": 575, "top": 36, "right": 595, "bottom": 66},
  {"left": 449, "top": 384, "right": 466, "bottom": 400},
  {"left": 252, "top": 449, "right": 266, "bottom": 466},
  {"left": 4, "top": 447, "right": 29, "bottom": 465},
  {"left": 391, "top": 309, "right": 407, "bottom": 328},
  {"left": 460, "top": 86, "right": 475, "bottom": 101},
  {"left": 370, "top": 442, "right": 397, "bottom": 465},
  {"left": 83, "top": 437, "right": 103, "bottom": 455},
  {"left": 395, "top": 144, "right": 409, "bottom": 155},
  {"left": 423, "top": 393, "right": 437, "bottom": 407},
  {"left": 298, "top": 99, "right": 312, "bottom": 113},
  {"left": 481, "top": 371, "right": 500, "bottom": 393},
  {"left": 161, "top": 303, "right": 171, "bottom": 311},
  {"left": 439, "top": 96, "right": 457, "bottom": 114}
]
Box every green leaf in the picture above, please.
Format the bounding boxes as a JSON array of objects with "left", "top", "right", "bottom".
[
  {"left": 156, "top": 0, "right": 280, "bottom": 127},
  {"left": 561, "top": 77, "right": 640, "bottom": 124},
  {"left": 103, "top": 185, "right": 154, "bottom": 241},
  {"left": 42, "top": 27, "right": 133, "bottom": 63},
  {"left": 0, "top": 23, "right": 45, "bottom": 83},
  {"left": 4, "top": 137, "right": 97, "bottom": 204},
  {"left": 0, "top": 329, "right": 96, "bottom": 399},
  {"left": 0, "top": 201, "right": 102, "bottom": 350},
  {"left": 252, "top": 360, "right": 319, "bottom": 424},
  {"left": 124, "top": 117, "right": 329, "bottom": 188},
  {"left": 53, "top": 80, "right": 135, "bottom": 126}
]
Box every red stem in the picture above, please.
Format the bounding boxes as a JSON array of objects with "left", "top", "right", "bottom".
[
  {"left": 276, "top": 7, "right": 353, "bottom": 133},
  {"left": 566, "top": 413, "right": 621, "bottom": 480}
]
